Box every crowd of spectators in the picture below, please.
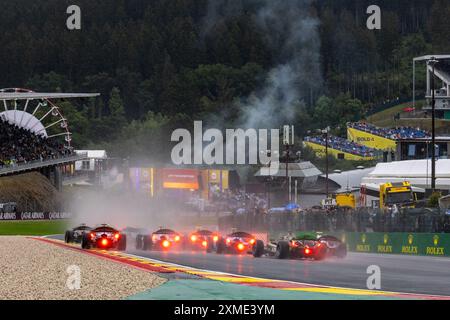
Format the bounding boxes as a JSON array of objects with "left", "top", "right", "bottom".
[
  {"left": 304, "top": 135, "right": 376, "bottom": 157},
  {"left": 0, "top": 119, "right": 72, "bottom": 168},
  {"left": 209, "top": 187, "right": 268, "bottom": 214},
  {"left": 348, "top": 122, "right": 430, "bottom": 140}
]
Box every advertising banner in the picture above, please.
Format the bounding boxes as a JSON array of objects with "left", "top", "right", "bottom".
[
  {"left": 347, "top": 127, "right": 396, "bottom": 150},
  {"left": 303, "top": 141, "right": 374, "bottom": 160},
  {"left": 0, "top": 212, "right": 72, "bottom": 221},
  {"left": 129, "top": 167, "right": 154, "bottom": 196},
  {"left": 162, "top": 168, "right": 200, "bottom": 190},
  {"left": 347, "top": 232, "right": 450, "bottom": 257}
]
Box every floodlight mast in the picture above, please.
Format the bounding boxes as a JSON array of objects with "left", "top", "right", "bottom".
[{"left": 427, "top": 57, "right": 438, "bottom": 192}]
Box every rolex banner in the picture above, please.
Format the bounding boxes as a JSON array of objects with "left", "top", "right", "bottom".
[{"left": 346, "top": 232, "right": 450, "bottom": 257}]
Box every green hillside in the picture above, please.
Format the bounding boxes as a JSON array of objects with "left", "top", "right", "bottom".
[{"left": 367, "top": 100, "right": 450, "bottom": 134}]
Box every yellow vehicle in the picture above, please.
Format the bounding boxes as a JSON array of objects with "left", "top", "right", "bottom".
[
  {"left": 321, "top": 193, "right": 356, "bottom": 209},
  {"left": 379, "top": 182, "right": 416, "bottom": 210},
  {"left": 335, "top": 193, "right": 356, "bottom": 209}
]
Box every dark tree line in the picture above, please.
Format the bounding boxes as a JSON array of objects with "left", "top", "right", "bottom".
[{"left": 0, "top": 0, "right": 448, "bottom": 161}]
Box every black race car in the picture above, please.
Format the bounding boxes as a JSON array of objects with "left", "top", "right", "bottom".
[
  {"left": 216, "top": 231, "right": 257, "bottom": 254},
  {"left": 253, "top": 232, "right": 347, "bottom": 260},
  {"left": 185, "top": 229, "right": 220, "bottom": 252},
  {"left": 81, "top": 224, "right": 127, "bottom": 251},
  {"left": 136, "top": 228, "right": 183, "bottom": 251},
  {"left": 64, "top": 224, "right": 92, "bottom": 243}
]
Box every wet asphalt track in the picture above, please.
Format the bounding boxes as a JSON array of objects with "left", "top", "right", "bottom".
[
  {"left": 127, "top": 248, "right": 450, "bottom": 296},
  {"left": 50, "top": 235, "right": 450, "bottom": 296}
]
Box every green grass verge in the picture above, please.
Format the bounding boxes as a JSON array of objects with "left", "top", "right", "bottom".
[
  {"left": 367, "top": 100, "right": 450, "bottom": 133},
  {"left": 0, "top": 220, "right": 68, "bottom": 236},
  {"left": 367, "top": 100, "right": 424, "bottom": 127}
]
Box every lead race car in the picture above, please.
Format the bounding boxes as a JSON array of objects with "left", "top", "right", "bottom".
[
  {"left": 64, "top": 224, "right": 92, "bottom": 244},
  {"left": 135, "top": 228, "right": 183, "bottom": 251},
  {"left": 81, "top": 224, "right": 127, "bottom": 251},
  {"left": 252, "top": 232, "right": 347, "bottom": 260}
]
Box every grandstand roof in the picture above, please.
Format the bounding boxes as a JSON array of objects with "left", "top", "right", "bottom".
[
  {"left": 413, "top": 55, "right": 450, "bottom": 62},
  {"left": 0, "top": 92, "right": 100, "bottom": 101}
]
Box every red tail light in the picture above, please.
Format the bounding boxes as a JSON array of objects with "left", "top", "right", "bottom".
[
  {"left": 202, "top": 240, "right": 208, "bottom": 247},
  {"left": 162, "top": 240, "right": 170, "bottom": 248},
  {"left": 304, "top": 248, "right": 312, "bottom": 255},
  {"left": 226, "top": 238, "right": 231, "bottom": 244},
  {"left": 101, "top": 239, "right": 108, "bottom": 246},
  {"left": 175, "top": 235, "right": 180, "bottom": 242},
  {"left": 237, "top": 243, "right": 245, "bottom": 251},
  {"left": 250, "top": 239, "right": 255, "bottom": 245},
  {"left": 114, "top": 233, "right": 120, "bottom": 240},
  {"left": 190, "top": 235, "right": 197, "bottom": 242},
  {"left": 213, "top": 235, "right": 219, "bottom": 242}
]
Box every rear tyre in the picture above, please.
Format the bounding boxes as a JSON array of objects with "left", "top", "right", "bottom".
[
  {"left": 64, "top": 231, "right": 72, "bottom": 243},
  {"left": 252, "top": 240, "right": 265, "bottom": 258},
  {"left": 118, "top": 234, "right": 127, "bottom": 251},
  {"left": 275, "top": 241, "right": 290, "bottom": 259},
  {"left": 206, "top": 241, "right": 214, "bottom": 253},
  {"left": 135, "top": 235, "right": 142, "bottom": 250},
  {"left": 81, "top": 233, "right": 91, "bottom": 249},
  {"left": 336, "top": 245, "right": 347, "bottom": 259},
  {"left": 142, "top": 235, "right": 152, "bottom": 251},
  {"left": 216, "top": 238, "right": 225, "bottom": 254}
]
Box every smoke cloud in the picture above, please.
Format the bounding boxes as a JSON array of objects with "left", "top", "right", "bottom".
[{"left": 203, "top": 0, "right": 323, "bottom": 129}]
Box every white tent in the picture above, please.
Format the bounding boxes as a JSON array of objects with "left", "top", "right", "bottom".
[{"left": 361, "top": 159, "right": 450, "bottom": 190}]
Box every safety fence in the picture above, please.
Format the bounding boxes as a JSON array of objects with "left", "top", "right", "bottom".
[{"left": 218, "top": 208, "right": 450, "bottom": 235}]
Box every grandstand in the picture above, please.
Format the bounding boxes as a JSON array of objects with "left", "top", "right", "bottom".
[
  {"left": 0, "top": 89, "right": 99, "bottom": 191},
  {"left": 0, "top": 118, "right": 71, "bottom": 167},
  {"left": 348, "top": 122, "right": 430, "bottom": 140},
  {"left": 305, "top": 121, "right": 437, "bottom": 161},
  {"left": 347, "top": 122, "right": 431, "bottom": 151},
  {"left": 303, "top": 135, "right": 377, "bottom": 161}
]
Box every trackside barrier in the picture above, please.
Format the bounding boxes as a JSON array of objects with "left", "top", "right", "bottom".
[{"left": 344, "top": 232, "right": 450, "bottom": 257}]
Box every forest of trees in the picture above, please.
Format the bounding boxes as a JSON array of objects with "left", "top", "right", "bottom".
[{"left": 1, "top": 0, "right": 449, "bottom": 163}]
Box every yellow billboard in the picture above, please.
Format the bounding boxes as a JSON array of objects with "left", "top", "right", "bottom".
[
  {"left": 304, "top": 142, "right": 375, "bottom": 161},
  {"left": 208, "top": 170, "right": 229, "bottom": 190},
  {"left": 347, "top": 127, "right": 396, "bottom": 150}
]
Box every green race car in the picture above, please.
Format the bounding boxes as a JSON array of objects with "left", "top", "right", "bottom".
[{"left": 252, "top": 232, "right": 347, "bottom": 260}]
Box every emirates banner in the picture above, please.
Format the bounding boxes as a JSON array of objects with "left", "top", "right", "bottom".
[{"left": 0, "top": 212, "right": 72, "bottom": 221}]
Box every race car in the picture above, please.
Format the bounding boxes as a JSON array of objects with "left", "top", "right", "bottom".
[
  {"left": 216, "top": 231, "right": 257, "bottom": 254},
  {"left": 185, "top": 229, "right": 220, "bottom": 252},
  {"left": 64, "top": 224, "right": 92, "bottom": 243},
  {"left": 135, "top": 228, "right": 183, "bottom": 251},
  {"left": 253, "top": 232, "right": 347, "bottom": 260},
  {"left": 81, "top": 224, "right": 127, "bottom": 251}
]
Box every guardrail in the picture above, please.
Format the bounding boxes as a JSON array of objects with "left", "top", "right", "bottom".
[{"left": 0, "top": 152, "right": 88, "bottom": 176}]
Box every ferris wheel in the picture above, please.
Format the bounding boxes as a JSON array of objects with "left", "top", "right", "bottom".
[{"left": 0, "top": 88, "right": 98, "bottom": 149}]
